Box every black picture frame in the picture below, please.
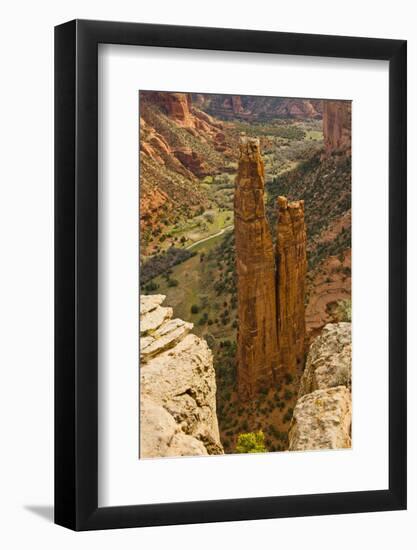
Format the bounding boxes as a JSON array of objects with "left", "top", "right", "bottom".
[{"left": 55, "top": 19, "right": 407, "bottom": 531}]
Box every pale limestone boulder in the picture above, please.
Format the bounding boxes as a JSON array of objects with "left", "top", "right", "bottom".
[
  {"left": 299, "top": 322, "right": 351, "bottom": 397},
  {"left": 140, "top": 318, "right": 193, "bottom": 362},
  {"left": 288, "top": 386, "right": 351, "bottom": 451},
  {"left": 166, "top": 433, "right": 208, "bottom": 457},
  {"left": 140, "top": 305, "right": 173, "bottom": 335},
  {"left": 140, "top": 399, "right": 179, "bottom": 457},
  {"left": 140, "top": 294, "right": 223, "bottom": 458}
]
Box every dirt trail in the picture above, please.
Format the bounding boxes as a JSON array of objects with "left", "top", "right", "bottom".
[{"left": 186, "top": 225, "right": 233, "bottom": 250}]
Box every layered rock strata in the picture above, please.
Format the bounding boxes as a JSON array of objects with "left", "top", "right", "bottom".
[
  {"left": 323, "top": 100, "right": 352, "bottom": 156},
  {"left": 139, "top": 91, "right": 233, "bottom": 236},
  {"left": 288, "top": 323, "right": 352, "bottom": 451},
  {"left": 234, "top": 137, "right": 279, "bottom": 399},
  {"left": 276, "top": 196, "right": 307, "bottom": 377},
  {"left": 140, "top": 294, "right": 224, "bottom": 458}
]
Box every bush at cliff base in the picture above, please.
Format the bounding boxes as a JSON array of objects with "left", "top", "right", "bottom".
[{"left": 235, "top": 431, "right": 267, "bottom": 454}]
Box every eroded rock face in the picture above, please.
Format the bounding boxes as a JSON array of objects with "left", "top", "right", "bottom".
[
  {"left": 149, "top": 92, "right": 194, "bottom": 126},
  {"left": 140, "top": 295, "right": 223, "bottom": 458},
  {"left": 323, "top": 100, "right": 351, "bottom": 156},
  {"left": 234, "top": 137, "right": 279, "bottom": 399},
  {"left": 299, "top": 322, "right": 351, "bottom": 397},
  {"left": 202, "top": 95, "right": 323, "bottom": 121},
  {"left": 288, "top": 386, "right": 351, "bottom": 450},
  {"left": 173, "top": 147, "right": 210, "bottom": 178},
  {"left": 139, "top": 92, "right": 232, "bottom": 240},
  {"left": 289, "top": 322, "right": 352, "bottom": 451},
  {"left": 276, "top": 196, "right": 307, "bottom": 377}
]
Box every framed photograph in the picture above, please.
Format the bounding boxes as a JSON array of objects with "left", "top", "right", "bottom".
[{"left": 55, "top": 20, "right": 406, "bottom": 530}]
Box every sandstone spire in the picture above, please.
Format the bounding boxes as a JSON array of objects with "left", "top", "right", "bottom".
[
  {"left": 276, "top": 196, "right": 307, "bottom": 376},
  {"left": 234, "top": 137, "right": 279, "bottom": 398}
]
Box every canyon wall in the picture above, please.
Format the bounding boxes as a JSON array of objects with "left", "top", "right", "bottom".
[
  {"left": 199, "top": 94, "right": 323, "bottom": 121},
  {"left": 276, "top": 196, "right": 307, "bottom": 376},
  {"left": 234, "top": 137, "right": 279, "bottom": 399},
  {"left": 288, "top": 322, "right": 352, "bottom": 450},
  {"left": 140, "top": 294, "right": 224, "bottom": 458},
  {"left": 139, "top": 91, "right": 234, "bottom": 238},
  {"left": 323, "top": 100, "right": 352, "bottom": 156}
]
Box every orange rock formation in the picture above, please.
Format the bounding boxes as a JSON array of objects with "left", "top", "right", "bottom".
[
  {"left": 323, "top": 100, "right": 352, "bottom": 156},
  {"left": 234, "top": 137, "right": 279, "bottom": 399},
  {"left": 235, "top": 140, "right": 307, "bottom": 397},
  {"left": 276, "top": 196, "right": 307, "bottom": 376}
]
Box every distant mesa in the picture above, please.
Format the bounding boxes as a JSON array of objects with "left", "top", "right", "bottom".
[{"left": 196, "top": 94, "right": 323, "bottom": 121}]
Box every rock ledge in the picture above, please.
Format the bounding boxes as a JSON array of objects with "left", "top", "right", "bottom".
[
  {"left": 289, "top": 323, "right": 352, "bottom": 451},
  {"left": 140, "top": 295, "right": 224, "bottom": 458}
]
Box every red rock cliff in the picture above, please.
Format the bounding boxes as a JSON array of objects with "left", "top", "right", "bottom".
[
  {"left": 276, "top": 196, "right": 307, "bottom": 376},
  {"left": 323, "top": 100, "right": 351, "bottom": 156},
  {"left": 145, "top": 92, "right": 194, "bottom": 126},
  {"left": 234, "top": 137, "right": 279, "bottom": 398}
]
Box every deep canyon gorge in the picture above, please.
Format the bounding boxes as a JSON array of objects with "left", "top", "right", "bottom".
[{"left": 139, "top": 92, "right": 352, "bottom": 457}]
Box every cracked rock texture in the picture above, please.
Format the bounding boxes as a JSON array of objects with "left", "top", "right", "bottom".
[
  {"left": 298, "top": 322, "right": 351, "bottom": 397},
  {"left": 140, "top": 294, "right": 224, "bottom": 458},
  {"left": 289, "top": 322, "right": 352, "bottom": 451}
]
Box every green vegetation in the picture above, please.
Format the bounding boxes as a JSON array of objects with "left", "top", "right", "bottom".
[
  {"left": 141, "top": 247, "right": 196, "bottom": 285},
  {"left": 235, "top": 431, "right": 267, "bottom": 454},
  {"left": 335, "top": 299, "right": 352, "bottom": 322},
  {"left": 144, "top": 281, "right": 159, "bottom": 292},
  {"left": 284, "top": 389, "right": 293, "bottom": 401},
  {"left": 306, "top": 129, "right": 323, "bottom": 141},
  {"left": 266, "top": 152, "right": 351, "bottom": 273},
  {"left": 232, "top": 119, "right": 323, "bottom": 183}
]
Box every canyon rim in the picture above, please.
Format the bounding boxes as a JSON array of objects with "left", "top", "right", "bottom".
[{"left": 139, "top": 91, "right": 352, "bottom": 458}]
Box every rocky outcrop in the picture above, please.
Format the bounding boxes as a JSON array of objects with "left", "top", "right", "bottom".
[
  {"left": 288, "top": 386, "right": 351, "bottom": 450},
  {"left": 234, "top": 137, "right": 279, "bottom": 399},
  {"left": 173, "top": 147, "right": 210, "bottom": 178},
  {"left": 288, "top": 322, "right": 352, "bottom": 451},
  {"left": 274, "top": 98, "right": 323, "bottom": 119},
  {"left": 276, "top": 196, "right": 307, "bottom": 377},
  {"left": 140, "top": 294, "right": 223, "bottom": 458},
  {"left": 146, "top": 92, "right": 194, "bottom": 127},
  {"left": 323, "top": 100, "right": 352, "bottom": 156},
  {"left": 298, "top": 322, "right": 351, "bottom": 396}
]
